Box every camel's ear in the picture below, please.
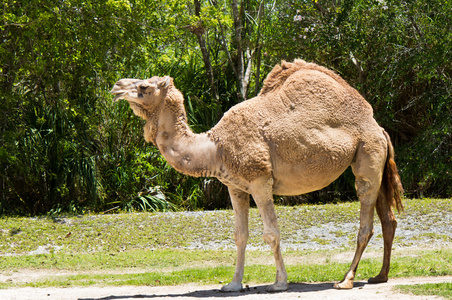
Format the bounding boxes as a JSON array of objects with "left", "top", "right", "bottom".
[{"left": 158, "top": 76, "right": 171, "bottom": 89}]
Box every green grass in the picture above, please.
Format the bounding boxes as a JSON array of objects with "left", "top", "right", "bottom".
[
  {"left": 397, "top": 282, "right": 452, "bottom": 299},
  {"left": 2, "top": 198, "right": 451, "bottom": 256},
  {"left": 1, "top": 247, "right": 451, "bottom": 290},
  {"left": 0, "top": 249, "right": 229, "bottom": 271},
  {"left": 0, "top": 198, "right": 451, "bottom": 298}
]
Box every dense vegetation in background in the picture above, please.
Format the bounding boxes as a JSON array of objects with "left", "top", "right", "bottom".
[{"left": 0, "top": 0, "right": 451, "bottom": 215}]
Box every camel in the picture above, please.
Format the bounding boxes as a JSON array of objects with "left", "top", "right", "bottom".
[{"left": 111, "top": 59, "right": 403, "bottom": 292}]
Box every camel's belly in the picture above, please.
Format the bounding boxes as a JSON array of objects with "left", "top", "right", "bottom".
[
  {"left": 268, "top": 125, "right": 357, "bottom": 195},
  {"left": 271, "top": 164, "right": 349, "bottom": 196},
  {"left": 270, "top": 148, "right": 355, "bottom": 196}
]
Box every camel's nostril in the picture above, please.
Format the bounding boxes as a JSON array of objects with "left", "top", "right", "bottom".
[
  {"left": 138, "top": 84, "right": 149, "bottom": 91},
  {"left": 138, "top": 85, "right": 148, "bottom": 96}
]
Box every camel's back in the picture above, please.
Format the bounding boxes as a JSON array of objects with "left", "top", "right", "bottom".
[
  {"left": 253, "top": 60, "right": 378, "bottom": 142},
  {"left": 259, "top": 60, "right": 356, "bottom": 97},
  {"left": 214, "top": 60, "right": 376, "bottom": 139},
  {"left": 260, "top": 60, "right": 372, "bottom": 117}
]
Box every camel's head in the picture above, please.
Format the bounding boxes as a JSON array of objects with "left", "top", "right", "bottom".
[
  {"left": 111, "top": 76, "right": 172, "bottom": 121},
  {"left": 110, "top": 76, "right": 171, "bottom": 105}
]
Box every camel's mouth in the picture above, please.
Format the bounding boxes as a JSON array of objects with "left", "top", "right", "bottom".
[
  {"left": 111, "top": 88, "right": 140, "bottom": 102},
  {"left": 112, "top": 91, "right": 141, "bottom": 102},
  {"left": 112, "top": 92, "right": 126, "bottom": 102},
  {"left": 111, "top": 79, "right": 142, "bottom": 102}
]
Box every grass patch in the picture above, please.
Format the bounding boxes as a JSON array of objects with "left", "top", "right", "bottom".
[
  {"left": 0, "top": 198, "right": 451, "bottom": 299},
  {"left": 0, "top": 266, "right": 236, "bottom": 289},
  {"left": 397, "top": 282, "right": 452, "bottom": 299},
  {"left": 0, "top": 248, "right": 238, "bottom": 272},
  {"left": 1, "top": 198, "right": 451, "bottom": 256},
  {"left": 1, "top": 248, "right": 451, "bottom": 289},
  {"left": 414, "top": 232, "right": 452, "bottom": 242},
  {"left": 0, "top": 212, "right": 237, "bottom": 254},
  {"left": 311, "top": 237, "right": 331, "bottom": 245}
]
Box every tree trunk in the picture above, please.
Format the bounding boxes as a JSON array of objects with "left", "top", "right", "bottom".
[
  {"left": 199, "top": 0, "right": 264, "bottom": 102},
  {"left": 231, "top": 0, "right": 245, "bottom": 101},
  {"left": 192, "top": 0, "right": 218, "bottom": 100},
  {"left": 253, "top": 0, "right": 264, "bottom": 96}
]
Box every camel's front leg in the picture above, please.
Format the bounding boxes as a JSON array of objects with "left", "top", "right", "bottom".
[
  {"left": 251, "top": 177, "right": 288, "bottom": 292},
  {"left": 221, "top": 187, "right": 250, "bottom": 292}
]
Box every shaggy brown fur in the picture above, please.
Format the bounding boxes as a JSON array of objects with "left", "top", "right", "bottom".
[
  {"left": 382, "top": 131, "right": 404, "bottom": 212},
  {"left": 111, "top": 59, "right": 404, "bottom": 293}
]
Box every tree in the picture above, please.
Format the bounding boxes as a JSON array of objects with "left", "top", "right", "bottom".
[
  {"left": 183, "top": 0, "right": 273, "bottom": 102},
  {"left": 1, "top": 0, "right": 450, "bottom": 215},
  {"left": 0, "top": 0, "right": 171, "bottom": 214}
]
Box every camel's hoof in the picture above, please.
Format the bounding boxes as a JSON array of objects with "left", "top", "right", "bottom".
[
  {"left": 368, "top": 274, "right": 388, "bottom": 284},
  {"left": 220, "top": 282, "right": 243, "bottom": 292},
  {"left": 334, "top": 280, "right": 354, "bottom": 289},
  {"left": 266, "top": 282, "right": 289, "bottom": 292}
]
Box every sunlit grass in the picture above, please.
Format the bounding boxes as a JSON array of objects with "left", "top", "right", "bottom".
[
  {"left": 397, "top": 282, "right": 452, "bottom": 299},
  {"left": 0, "top": 198, "right": 451, "bottom": 298},
  {"left": 0, "top": 248, "right": 451, "bottom": 290},
  {"left": 2, "top": 199, "right": 451, "bottom": 257}
]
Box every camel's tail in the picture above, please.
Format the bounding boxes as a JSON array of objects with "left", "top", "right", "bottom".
[{"left": 381, "top": 131, "right": 404, "bottom": 212}]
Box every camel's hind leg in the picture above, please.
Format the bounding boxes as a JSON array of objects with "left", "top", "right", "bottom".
[
  {"left": 369, "top": 186, "right": 398, "bottom": 284},
  {"left": 334, "top": 140, "right": 386, "bottom": 289},
  {"left": 221, "top": 187, "right": 250, "bottom": 292}
]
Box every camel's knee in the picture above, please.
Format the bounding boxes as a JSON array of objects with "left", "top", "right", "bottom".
[
  {"left": 263, "top": 229, "right": 280, "bottom": 248},
  {"left": 355, "top": 178, "right": 373, "bottom": 198},
  {"left": 358, "top": 225, "right": 374, "bottom": 245},
  {"left": 385, "top": 217, "right": 397, "bottom": 231},
  {"left": 379, "top": 206, "right": 398, "bottom": 235},
  {"left": 357, "top": 227, "right": 374, "bottom": 245},
  {"left": 392, "top": 218, "right": 398, "bottom": 230}
]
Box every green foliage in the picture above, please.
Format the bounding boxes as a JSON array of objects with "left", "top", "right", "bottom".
[{"left": 1, "top": 0, "right": 451, "bottom": 215}]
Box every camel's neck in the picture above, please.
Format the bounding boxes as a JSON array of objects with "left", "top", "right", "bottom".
[{"left": 150, "top": 88, "right": 218, "bottom": 177}]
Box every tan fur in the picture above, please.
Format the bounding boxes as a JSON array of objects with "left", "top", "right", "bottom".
[
  {"left": 259, "top": 60, "right": 363, "bottom": 100},
  {"left": 111, "top": 59, "right": 404, "bottom": 292}
]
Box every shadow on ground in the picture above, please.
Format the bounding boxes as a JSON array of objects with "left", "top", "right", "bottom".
[{"left": 78, "top": 281, "right": 367, "bottom": 300}]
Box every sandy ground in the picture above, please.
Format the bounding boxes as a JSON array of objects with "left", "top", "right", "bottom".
[{"left": 2, "top": 276, "right": 452, "bottom": 300}]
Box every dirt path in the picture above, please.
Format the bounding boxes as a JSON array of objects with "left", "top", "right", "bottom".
[{"left": 2, "top": 276, "right": 451, "bottom": 300}]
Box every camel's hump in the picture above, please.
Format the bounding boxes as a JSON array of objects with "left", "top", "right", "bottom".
[{"left": 259, "top": 59, "right": 361, "bottom": 99}]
